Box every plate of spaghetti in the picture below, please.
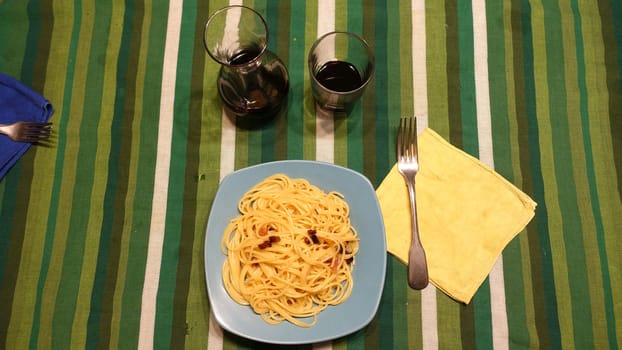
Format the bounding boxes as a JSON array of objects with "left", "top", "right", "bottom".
[{"left": 204, "top": 160, "right": 387, "bottom": 344}]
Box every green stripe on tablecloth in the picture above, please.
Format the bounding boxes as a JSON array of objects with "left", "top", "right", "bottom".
[
  {"left": 486, "top": 0, "right": 533, "bottom": 348},
  {"left": 153, "top": 0, "right": 199, "bottom": 346},
  {"left": 463, "top": 2, "right": 495, "bottom": 349},
  {"left": 385, "top": 0, "right": 401, "bottom": 163},
  {"left": 333, "top": 0, "right": 348, "bottom": 167},
  {"left": 0, "top": 0, "right": 35, "bottom": 335},
  {"left": 70, "top": 0, "right": 119, "bottom": 346},
  {"left": 0, "top": 177, "right": 31, "bottom": 346},
  {"left": 285, "top": 0, "right": 307, "bottom": 160},
  {"left": 597, "top": 0, "right": 622, "bottom": 340},
  {"left": 565, "top": 0, "right": 612, "bottom": 347},
  {"left": 445, "top": 0, "right": 462, "bottom": 148},
  {"left": 426, "top": 1, "right": 450, "bottom": 135},
  {"left": 345, "top": 0, "right": 364, "bottom": 172},
  {"left": 448, "top": 0, "right": 479, "bottom": 347},
  {"left": 261, "top": 0, "right": 288, "bottom": 163},
  {"left": 183, "top": 0, "right": 223, "bottom": 346},
  {"left": 593, "top": 1, "right": 622, "bottom": 348},
  {"left": 367, "top": 0, "right": 384, "bottom": 185},
  {"left": 549, "top": 1, "right": 599, "bottom": 348},
  {"left": 425, "top": 1, "right": 462, "bottom": 349},
  {"left": 85, "top": 1, "right": 136, "bottom": 348},
  {"left": 457, "top": 0, "right": 479, "bottom": 157},
  {"left": 169, "top": 0, "right": 213, "bottom": 348},
  {"left": 1, "top": 0, "right": 51, "bottom": 346},
  {"left": 586, "top": 1, "right": 622, "bottom": 348},
  {"left": 398, "top": 0, "right": 414, "bottom": 119},
  {"left": 40, "top": 0, "right": 94, "bottom": 347},
  {"left": 111, "top": 0, "right": 154, "bottom": 346},
  {"left": 518, "top": 0, "right": 563, "bottom": 348},
  {"left": 245, "top": 1, "right": 265, "bottom": 166},
  {"left": 600, "top": 0, "right": 622, "bottom": 204},
  {"left": 0, "top": 1, "right": 28, "bottom": 75},
  {"left": 512, "top": 0, "right": 548, "bottom": 348},
  {"left": 27, "top": 2, "right": 78, "bottom": 349},
  {"left": 117, "top": 0, "right": 168, "bottom": 346},
  {"left": 531, "top": 1, "right": 574, "bottom": 348}
]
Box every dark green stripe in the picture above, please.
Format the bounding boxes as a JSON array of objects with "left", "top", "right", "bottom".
[
  {"left": 459, "top": 304, "right": 476, "bottom": 350},
  {"left": 0, "top": 175, "right": 18, "bottom": 288},
  {"left": 0, "top": 1, "right": 28, "bottom": 75},
  {"left": 457, "top": 0, "right": 478, "bottom": 157},
  {"left": 517, "top": 0, "right": 561, "bottom": 347},
  {"left": 473, "top": 281, "right": 493, "bottom": 350},
  {"left": 600, "top": 0, "right": 622, "bottom": 204},
  {"left": 376, "top": 258, "right": 396, "bottom": 349},
  {"left": 0, "top": 158, "right": 33, "bottom": 346},
  {"left": 20, "top": 0, "right": 42, "bottom": 85},
  {"left": 372, "top": 0, "right": 391, "bottom": 186},
  {"left": 445, "top": 0, "right": 463, "bottom": 148},
  {"left": 594, "top": 1, "right": 621, "bottom": 348}
]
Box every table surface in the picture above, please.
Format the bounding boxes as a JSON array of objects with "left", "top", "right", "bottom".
[{"left": 1, "top": 0, "right": 621, "bottom": 349}]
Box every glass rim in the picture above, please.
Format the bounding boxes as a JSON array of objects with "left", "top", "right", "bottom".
[
  {"left": 203, "top": 5, "right": 269, "bottom": 67},
  {"left": 307, "top": 31, "right": 375, "bottom": 95}
]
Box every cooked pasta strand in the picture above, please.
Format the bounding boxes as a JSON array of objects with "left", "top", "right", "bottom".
[{"left": 221, "top": 174, "right": 359, "bottom": 327}]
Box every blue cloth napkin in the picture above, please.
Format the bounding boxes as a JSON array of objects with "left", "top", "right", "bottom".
[{"left": 0, "top": 73, "right": 54, "bottom": 180}]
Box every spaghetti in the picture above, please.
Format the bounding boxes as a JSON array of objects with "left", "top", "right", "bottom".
[{"left": 221, "top": 174, "right": 359, "bottom": 327}]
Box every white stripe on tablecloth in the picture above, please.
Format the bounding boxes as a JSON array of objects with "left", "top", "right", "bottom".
[
  {"left": 138, "top": 0, "right": 183, "bottom": 348},
  {"left": 315, "top": 0, "right": 335, "bottom": 163},
  {"left": 219, "top": 110, "right": 237, "bottom": 181},
  {"left": 472, "top": 0, "right": 510, "bottom": 349},
  {"left": 313, "top": 6, "right": 334, "bottom": 349},
  {"left": 412, "top": 0, "right": 429, "bottom": 131},
  {"left": 412, "top": 1, "right": 438, "bottom": 349},
  {"left": 207, "top": 311, "right": 224, "bottom": 350}
]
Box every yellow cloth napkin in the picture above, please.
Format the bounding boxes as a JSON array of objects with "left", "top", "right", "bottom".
[{"left": 376, "top": 128, "right": 536, "bottom": 303}]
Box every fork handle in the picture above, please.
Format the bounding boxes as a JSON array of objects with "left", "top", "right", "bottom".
[{"left": 406, "top": 179, "right": 429, "bottom": 290}]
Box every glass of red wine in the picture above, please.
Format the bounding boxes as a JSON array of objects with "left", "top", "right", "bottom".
[
  {"left": 203, "top": 5, "right": 289, "bottom": 126},
  {"left": 308, "top": 31, "right": 374, "bottom": 112}
]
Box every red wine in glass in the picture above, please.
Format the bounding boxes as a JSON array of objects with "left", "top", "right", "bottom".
[{"left": 314, "top": 61, "right": 363, "bottom": 92}]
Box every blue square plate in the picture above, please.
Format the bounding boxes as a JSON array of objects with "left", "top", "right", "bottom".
[{"left": 204, "top": 160, "right": 387, "bottom": 344}]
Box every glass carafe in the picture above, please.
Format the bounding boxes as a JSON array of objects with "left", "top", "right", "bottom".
[{"left": 203, "top": 5, "right": 289, "bottom": 125}]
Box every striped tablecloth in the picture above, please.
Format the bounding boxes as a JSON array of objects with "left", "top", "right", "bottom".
[{"left": 1, "top": 0, "right": 620, "bottom": 349}]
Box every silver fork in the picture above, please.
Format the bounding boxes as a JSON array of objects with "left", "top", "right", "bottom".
[
  {"left": 397, "top": 117, "right": 429, "bottom": 290},
  {"left": 0, "top": 121, "right": 52, "bottom": 143}
]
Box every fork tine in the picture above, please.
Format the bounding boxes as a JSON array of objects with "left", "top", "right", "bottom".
[
  {"left": 24, "top": 122, "right": 52, "bottom": 129},
  {"left": 397, "top": 118, "right": 404, "bottom": 159},
  {"left": 22, "top": 122, "right": 52, "bottom": 142},
  {"left": 409, "top": 117, "right": 417, "bottom": 159},
  {"left": 400, "top": 117, "right": 414, "bottom": 160}
]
